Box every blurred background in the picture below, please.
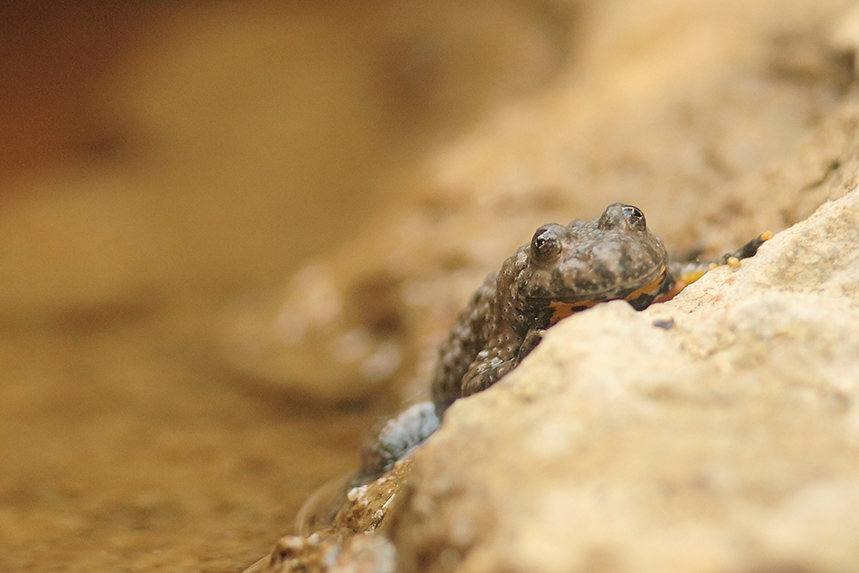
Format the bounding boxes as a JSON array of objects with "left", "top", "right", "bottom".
[
  {"left": 0, "top": 0, "right": 853, "bottom": 571},
  {"left": 0, "top": 1, "right": 578, "bottom": 571}
]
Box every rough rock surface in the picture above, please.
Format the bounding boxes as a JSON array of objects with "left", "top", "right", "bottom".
[
  {"left": 389, "top": 187, "right": 859, "bottom": 572},
  {"left": 250, "top": 461, "right": 409, "bottom": 573},
  {"left": 243, "top": 3, "right": 859, "bottom": 572}
]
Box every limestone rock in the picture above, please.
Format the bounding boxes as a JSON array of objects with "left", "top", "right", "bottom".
[
  {"left": 241, "top": 1, "right": 859, "bottom": 569},
  {"left": 389, "top": 188, "right": 859, "bottom": 572}
]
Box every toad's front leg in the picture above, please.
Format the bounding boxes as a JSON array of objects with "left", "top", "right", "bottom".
[
  {"left": 518, "top": 329, "right": 545, "bottom": 361},
  {"left": 459, "top": 347, "right": 520, "bottom": 403}
]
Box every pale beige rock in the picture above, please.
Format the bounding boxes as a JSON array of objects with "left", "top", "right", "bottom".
[
  {"left": 243, "top": 0, "right": 859, "bottom": 568},
  {"left": 390, "top": 188, "right": 859, "bottom": 572},
  {"left": 330, "top": 535, "right": 397, "bottom": 573}
]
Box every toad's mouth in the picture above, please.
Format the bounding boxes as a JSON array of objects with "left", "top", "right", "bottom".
[{"left": 544, "top": 265, "right": 669, "bottom": 325}]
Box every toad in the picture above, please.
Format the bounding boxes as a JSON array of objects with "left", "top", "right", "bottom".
[
  {"left": 355, "top": 203, "right": 768, "bottom": 486},
  {"left": 432, "top": 202, "right": 673, "bottom": 417}
]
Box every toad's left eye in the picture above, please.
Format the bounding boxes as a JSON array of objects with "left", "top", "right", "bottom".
[
  {"left": 530, "top": 226, "right": 563, "bottom": 263},
  {"left": 622, "top": 205, "right": 646, "bottom": 231}
]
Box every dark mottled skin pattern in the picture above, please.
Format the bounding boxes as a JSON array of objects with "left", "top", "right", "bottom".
[{"left": 431, "top": 202, "right": 672, "bottom": 417}]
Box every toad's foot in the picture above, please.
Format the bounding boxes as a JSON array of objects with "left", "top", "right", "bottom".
[{"left": 663, "top": 231, "right": 773, "bottom": 299}]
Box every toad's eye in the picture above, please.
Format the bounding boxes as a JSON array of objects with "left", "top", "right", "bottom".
[
  {"left": 530, "top": 226, "right": 562, "bottom": 262},
  {"left": 622, "top": 205, "right": 646, "bottom": 231}
]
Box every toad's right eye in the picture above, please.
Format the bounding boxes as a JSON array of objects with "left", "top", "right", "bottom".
[{"left": 530, "top": 227, "right": 562, "bottom": 263}]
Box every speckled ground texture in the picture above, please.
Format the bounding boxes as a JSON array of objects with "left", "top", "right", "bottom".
[{"left": 3, "top": 1, "right": 859, "bottom": 572}]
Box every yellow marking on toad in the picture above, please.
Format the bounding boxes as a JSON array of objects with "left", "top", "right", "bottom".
[
  {"left": 547, "top": 266, "right": 667, "bottom": 324},
  {"left": 621, "top": 266, "right": 667, "bottom": 302},
  {"left": 548, "top": 299, "right": 601, "bottom": 324}
]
